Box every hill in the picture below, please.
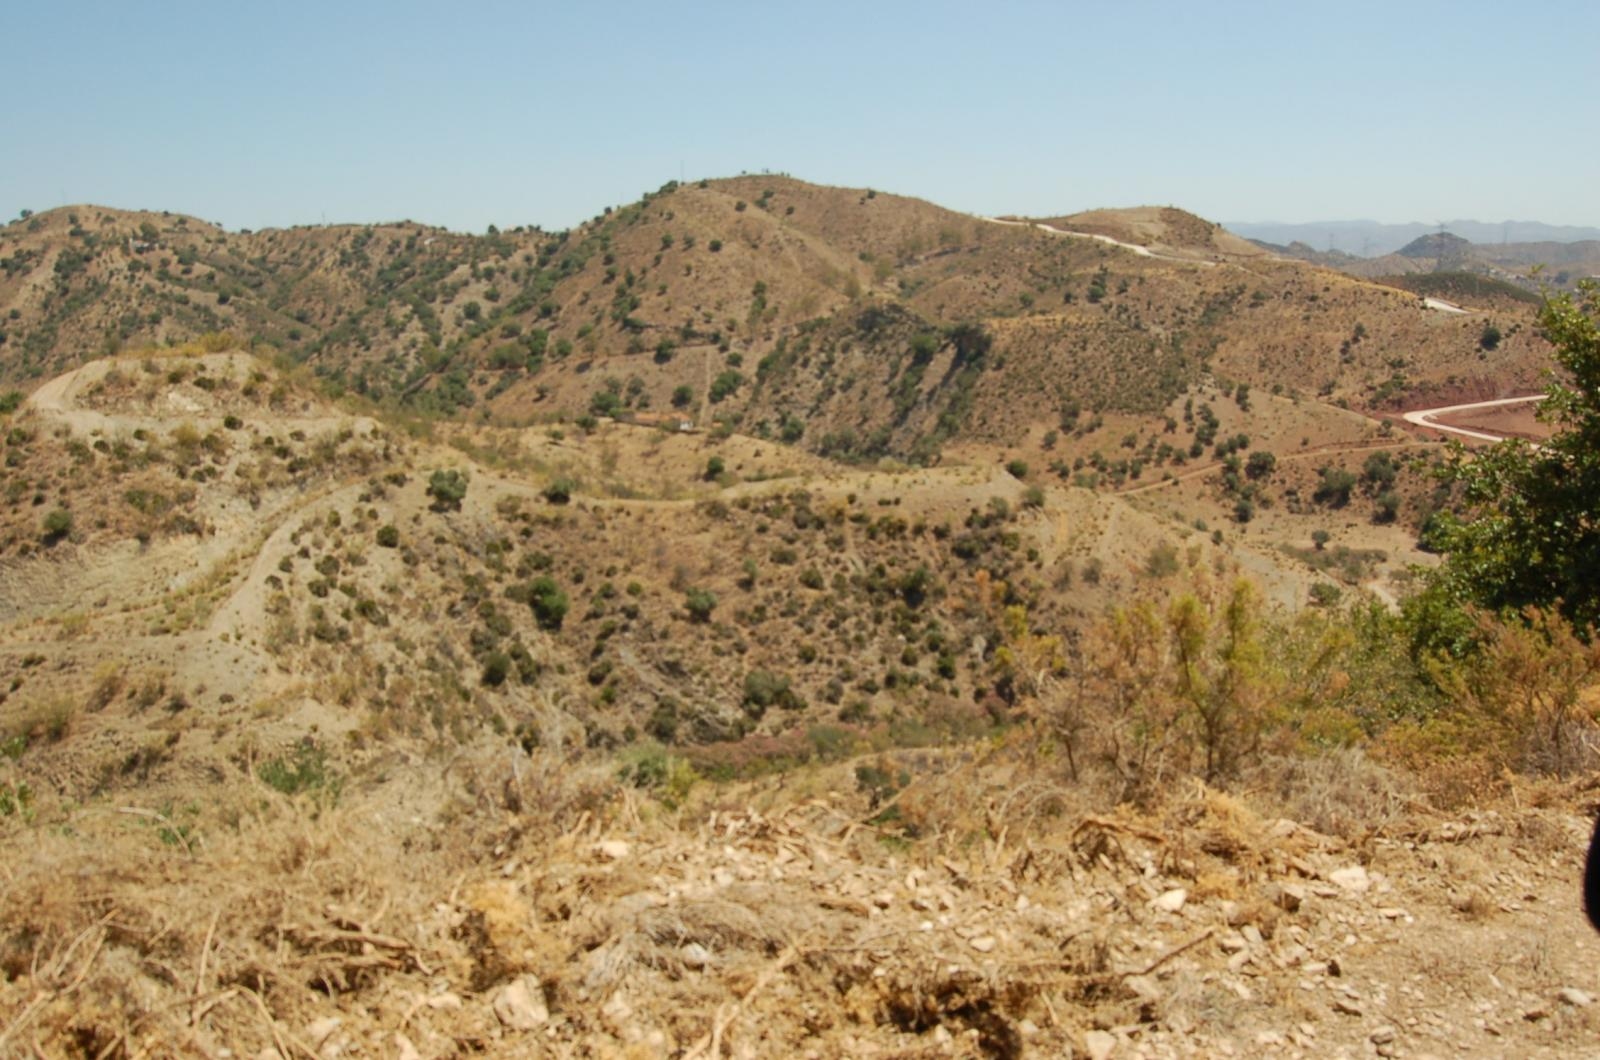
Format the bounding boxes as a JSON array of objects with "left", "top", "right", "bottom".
[{"left": 0, "top": 180, "right": 1552, "bottom": 469}]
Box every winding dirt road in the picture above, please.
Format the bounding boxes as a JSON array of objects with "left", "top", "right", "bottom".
[{"left": 1401, "top": 394, "right": 1543, "bottom": 444}]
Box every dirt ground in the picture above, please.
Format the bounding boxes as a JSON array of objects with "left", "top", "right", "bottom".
[{"left": 2, "top": 740, "right": 1599, "bottom": 1059}]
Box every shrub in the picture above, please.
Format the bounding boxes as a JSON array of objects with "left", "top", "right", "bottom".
[
  {"left": 683, "top": 588, "right": 717, "bottom": 623},
  {"left": 543, "top": 477, "right": 576, "bottom": 504},
  {"left": 1314, "top": 468, "right": 1357, "bottom": 507},
  {"left": 375, "top": 525, "right": 399, "bottom": 548},
  {"left": 259, "top": 743, "right": 342, "bottom": 802},
  {"left": 671, "top": 385, "right": 694, "bottom": 408},
  {"left": 1145, "top": 544, "right": 1180, "bottom": 578},
  {"left": 709, "top": 370, "right": 744, "bottom": 403},
  {"left": 527, "top": 576, "right": 569, "bottom": 630},
  {"left": 742, "top": 669, "right": 804, "bottom": 717},
  {"left": 427, "top": 469, "right": 468, "bottom": 511},
  {"left": 482, "top": 651, "right": 511, "bottom": 686},
  {"left": 704, "top": 455, "right": 725, "bottom": 481},
  {"left": 41, "top": 508, "right": 72, "bottom": 542}
]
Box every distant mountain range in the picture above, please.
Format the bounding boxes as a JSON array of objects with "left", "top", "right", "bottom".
[{"left": 1225, "top": 220, "right": 1600, "bottom": 258}]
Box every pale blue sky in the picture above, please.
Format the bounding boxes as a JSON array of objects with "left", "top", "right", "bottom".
[{"left": 6, "top": 1, "right": 1595, "bottom": 232}]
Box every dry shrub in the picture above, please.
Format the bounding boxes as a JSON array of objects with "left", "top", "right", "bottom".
[
  {"left": 1243, "top": 748, "right": 1407, "bottom": 840},
  {"left": 1426, "top": 607, "right": 1600, "bottom": 778}
]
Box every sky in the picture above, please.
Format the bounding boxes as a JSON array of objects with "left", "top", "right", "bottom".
[{"left": 6, "top": 0, "right": 1596, "bottom": 233}]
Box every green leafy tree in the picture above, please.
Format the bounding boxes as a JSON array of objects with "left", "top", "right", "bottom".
[{"left": 1417, "top": 283, "right": 1600, "bottom": 642}]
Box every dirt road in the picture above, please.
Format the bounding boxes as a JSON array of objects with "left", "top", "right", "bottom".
[{"left": 1402, "top": 394, "right": 1543, "bottom": 444}]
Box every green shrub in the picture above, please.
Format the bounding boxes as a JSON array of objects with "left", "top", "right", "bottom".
[
  {"left": 683, "top": 587, "right": 717, "bottom": 623},
  {"left": 41, "top": 508, "right": 72, "bottom": 541},
  {"left": 743, "top": 669, "right": 803, "bottom": 717},
  {"left": 527, "top": 576, "right": 569, "bottom": 630},
  {"left": 427, "top": 469, "right": 469, "bottom": 511},
  {"left": 543, "top": 476, "right": 576, "bottom": 504},
  {"left": 376, "top": 525, "right": 400, "bottom": 548},
  {"left": 259, "top": 743, "right": 342, "bottom": 802}
]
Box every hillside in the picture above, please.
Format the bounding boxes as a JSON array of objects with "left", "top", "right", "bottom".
[{"left": 0, "top": 180, "right": 1552, "bottom": 469}]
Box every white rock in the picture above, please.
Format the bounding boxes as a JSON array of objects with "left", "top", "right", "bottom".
[
  {"left": 1153, "top": 888, "right": 1188, "bottom": 913},
  {"left": 393, "top": 1033, "right": 421, "bottom": 1060},
  {"left": 1370, "top": 1026, "right": 1396, "bottom": 1044},
  {"left": 1084, "top": 1028, "right": 1117, "bottom": 1060},
  {"left": 305, "top": 1018, "right": 341, "bottom": 1046},
  {"left": 969, "top": 935, "right": 996, "bottom": 953},
  {"left": 681, "top": 942, "right": 712, "bottom": 969},
  {"left": 596, "top": 839, "right": 630, "bottom": 860},
  {"left": 1558, "top": 987, "right": 1595, "bottom": 1007},
  {"left": 1328, "top": 866, "right": 1371, "bottom": 893},
  {"left": 493, "top": 975, "right": 550, "bottom": 1031}
]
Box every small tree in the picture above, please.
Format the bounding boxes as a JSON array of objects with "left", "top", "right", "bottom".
[{"left": 427, "top": 469, "right": 468, "bottom": 512}]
